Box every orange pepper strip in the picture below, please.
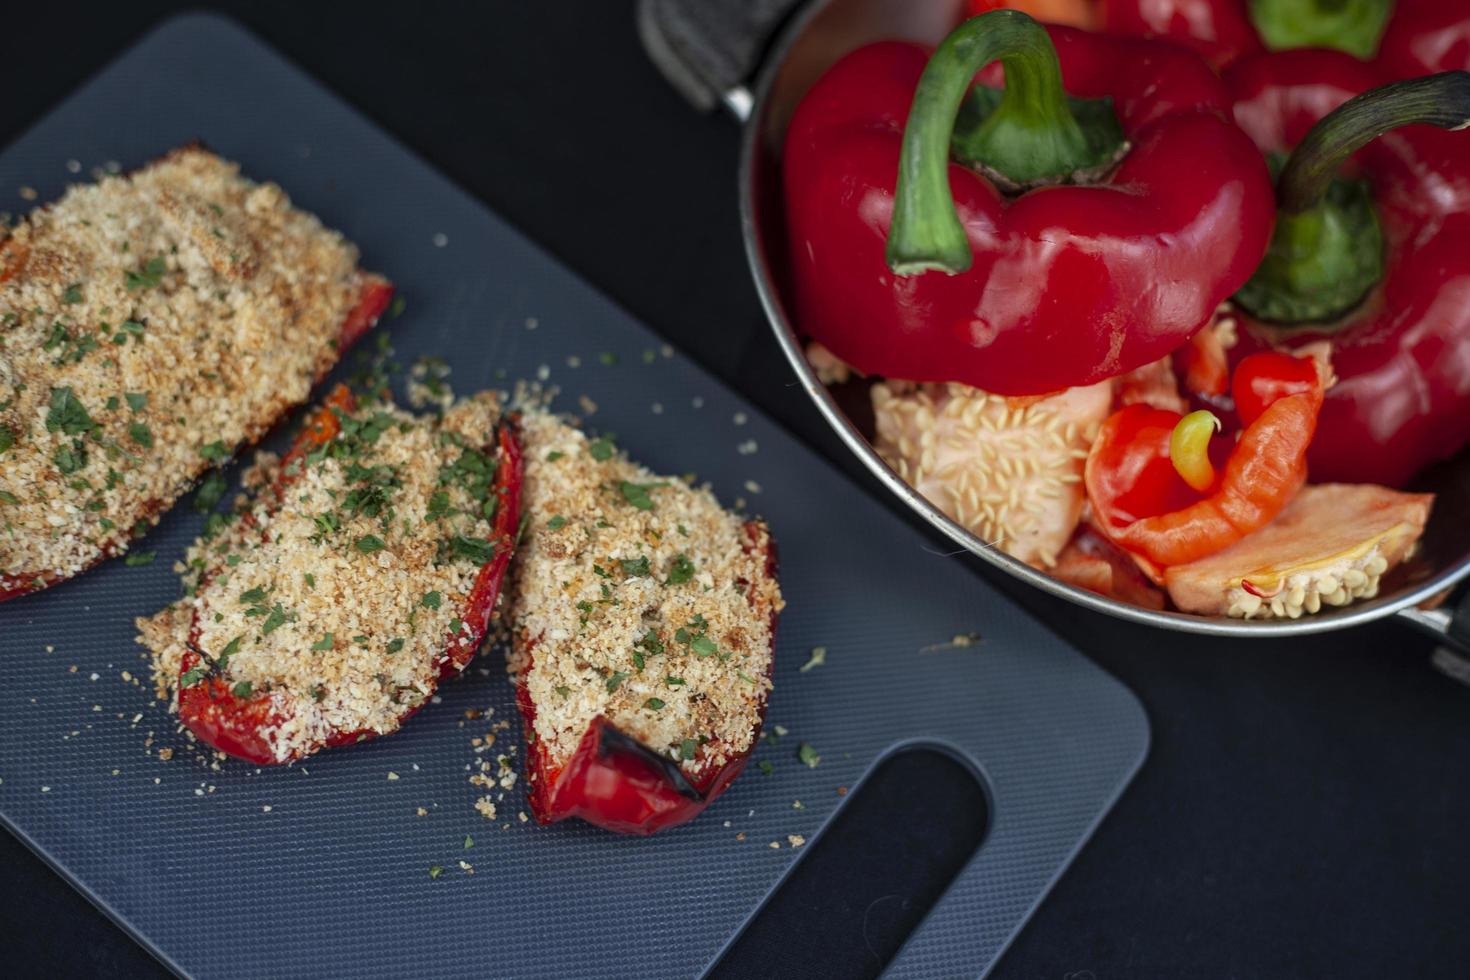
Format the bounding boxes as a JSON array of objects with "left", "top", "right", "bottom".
[{"left": 1107, "top": 386, "right": 1321, "bottom": 567}]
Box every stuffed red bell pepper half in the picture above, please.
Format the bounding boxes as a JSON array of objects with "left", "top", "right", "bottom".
[
  {"left": 136, "top": 385, "right": 523, "bottom": 764},
  {"left": 783, "top": 10, "right": 1275, "bottom": 396},
  {"left": 0, "top": 145, "right": 392, "bottom": 602},
  {"left": 507, "top": 412, "right": 783, "bottom": 835}
]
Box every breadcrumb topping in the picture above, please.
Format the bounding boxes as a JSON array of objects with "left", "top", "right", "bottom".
[
  {"left": 136, "top": 392, "right": 506, "bottom": 762},
  {"left": 0, "top": 145, "right": 382, "bottom": 593},
  {"left": 508, "top": 411, "right": 782, "bottom": 774}
]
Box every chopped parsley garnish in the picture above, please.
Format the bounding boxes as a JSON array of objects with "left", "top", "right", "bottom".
[
  {"left": 587, "top": 435, "right": 616, "bottom": 461},
  {"left": 636, "top": 630, "right": 664, "bottom": 657},
  {"left": 620, "top": 556, "right": 650, "bottom": 577},
  {"left": 54, "top": 441, "right": 87, "bottom": 474},
  {"left": 193, "top": 470, "right": 227, "bottom": 513},
  {"left": 124, "top": 550, "right": 155, "bottom": 566},
  {"left": 0, "top": 426, "right": 14, "bottom": 455},
  {"left": 428, "top": 866, "right": 444, "bottom": 880},
  {"left": 666, "top": 675, "right": 685, "bottom": 687},
  {"left": 797, "top": 743, "right": 821, "bottom": 768},
  {"left": 664, "top": 554, "right": 695, "bottom": 585},
  {"left": 124, "top": 256, "right": 166, "bottom": 290},
  {"left": 231, "top": 681, "right": 253, "bottom": 698},
  {"left": 355, "top": 534, "right": 386, "bottom": 555},
  {"left": 643, "top": 698, "right": 665, "bottom": 711},
  {"left": 61, "top": 283, "right": 83, "bottom": 304},
  {"left": 312, "top": 633, "right": 335, "bottom": 651},
  {"left": 198, "top": 440, "right": 229, "bottom": 464},
  {"left": 448, "top": 617, "right": 464, "bottom": 634},
  {"left": 605, "top": 671, "right": 629, "bottom": 693},
  {"left": 304, "top": 573, "right": 316, "bottom": 589},
  {"left": 127, "top": 421, "right": 153, "bottom": 449},
  {"left": 737, "top": 670, "right": 758, "bottom": 685},
  {"left": 386, "top": 638, "right": 405, "bottom": 654},
  {"left": 690, "top": 635, "right": 718, "bottom": 658},
  {"left": 758, "top": 760, "right": 774, "bottom": 775},
  {"left": 545, "top": 451, "right": 564, "bottom": 462},
  {"left": 554, "top": 685, "right": 571, "bottom": 698},
  {"left": 219, "top": 635, "right": 244, "bottom": 659},
  {"left": 0, "top": 490, "right": 18, "bottom": 505},
  {"left": 546, "top": 515, "right": 566, "bottom": 531},
  {"left": 464, "top": 835, "right": 474, "bottom": 850},
  {"left": 180, "top": 665, "right": 209, "bottom": 688},
  {"left": 597, "top": 351, "right": 618, "bottom": 366},
  {"left": 799, "top": 647, "right": 827, "bottom": 673},
  {"left": 261, "top": 603, "right": 293, "bottom": 635},
  {"left": 45, "top": 386, "right": 95, "bottom": 436},
  {"left": 631, "top": 649, "right": 645, "bottom": 671},
  {"left": 124, "top": 391, "right": 148, "bottom": 412},
  {"left": 311, "top": 511, "right": 341, "bottom": 542},
  {"left": 389, "top": 296, "right": 407, "bottom": 318},
  {"left": 418, "top": 590, "right": 443, "bottom": 611},
  {"left": 112, "top": 320, "right": 146, "bottom": 344},
  {"left": 619, "top": 480, "right": 664, "bottom": 510},
  {"left": 450, "top": 535, "right": 495, "bottom": 564},
  {"left": 424, "top": 490, "right": 452, "bottom": 522},
  {"left": 679, "top": 739, "right": 697, "bottom": 761},
  {"left": 239, "top": 587, "right": 268, "bottom": 604},
  {"left": 677, "top": 523, "right": 689, "bottom": 537}
]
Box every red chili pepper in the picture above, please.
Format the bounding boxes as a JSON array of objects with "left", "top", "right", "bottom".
[
  {"left": 783, "top": 11, "right": 1274, "bottom": 396},
  {"left": 517, "top": 526, "right": 779, "bottom": 836},
  {"left": 177, "top": 386, "right": 525, "bottom": 764},
  {"left": 1086, "top": 351, "right": 1323, "bottom": 569},
  {"left": 0, "top": 276, "right": 392, "bottom": 604},
  {"left": 1223, "top": 54, "right": 1470, "bottom": 486},
  {"left": 1104, "top": 0, "right": 1470, "bottom": 78}
]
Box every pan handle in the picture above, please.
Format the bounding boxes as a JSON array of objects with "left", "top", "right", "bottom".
[
  {"left": 1397, "top": 592, "right": 1470, "bottom": 685},
  {"left": 636, "top": 0, "right": 805, "bottom": 117}
]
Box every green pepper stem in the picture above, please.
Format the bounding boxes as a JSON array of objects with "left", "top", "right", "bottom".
[
  {"left": 887, "top": 10, "right": 1095, "bottom": 276},
  {"left": 1249, "top": 0, "right": 1394, "bottom": 61},
  {"left": 1278, "top": 71, "right": 1470, "bottom": 214}
]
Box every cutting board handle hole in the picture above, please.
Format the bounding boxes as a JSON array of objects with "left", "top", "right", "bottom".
[{"left": 709, "top": 747, "right": 989, "bottom": 979}]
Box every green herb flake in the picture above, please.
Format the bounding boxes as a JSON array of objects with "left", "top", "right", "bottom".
[
  {"left": 389, "top": 296, "right": 407, "bottom": 319},
  {"left": 664, "top": 554, "right": 695, "bottom": 586},
  {"left": 619, "top": 480, "right": 664, "bottom": 511},
  {"left": 231, "top": 681, "right": 253, "bottom": 698},
  {"left": 758, "top": 760, "right": 774, "bottom": 776},
  {"left": 690, "top": 635, "right": 718, "bottom": 658},
  {"left": 198, "top": 440, "right": 229, "bottom": 464},
  {"left": 421, "top": 591, "right": 442, "bottom": 610},
  {"left": 219, "top": 635, "right": 244, "bottom": 659},
  {"left": 180, "top": 665, "right": 209, "bottom": 688},
  {"left": 355, "top": 534, "right": 386, "bottom": 555},
  {"left": 450, "top": 535, "right": 495, "bottom": 564},
  {"left": 679, "top": 738, "right": 697, "bottom": 761},
  {"left": 643, "top": 698, "right": 665, "bottom": 711},
  {"left": 386, "top": 638, "right": 405, "bottom": 654},
  {"left": 261, "top": 603, "right": 293, "bottom": 636},
  {"left": 45, "top": 386, "right": 95, "bottom": 436},
  {"left": 239, "top": 586, "right": 267, "bottom": 604},
  {"left": 620, "top": 556, "right": 650, "bottom": 577},
  {"left": 797, "top": 743, "right": 821, "bottom": 768},
  {"left": 597, "top": 351, "right": 618, "bottom": 366},
  {"left": 124, "top": 256, "right": 166, "bottom": 290},
  {"left": 428, "top": 866, "right": 444, "bottom": 880},
  {"left": 587, "top": 436, "right": 615, "bottom": 462},
  {"left": 545, "top": 451, "right": 564, "bottom": 462},
  {"left": 0, "top": 490, "right": 19, "bottom": 505},
  {"left": 546, "top": 515, "right": 566, "bottom": 531},
  {"left": 463, "top": 835, "right": 474, "bottom": 850},
  {"left": 124, "top": 391, "right": 147, "bottom": 412},
  {"left": 800, "top": 647, "right": 827, "bottom": 673},
  {"left": 666, "top": 675, "right": 685, "bottom": 687},
  {"left": 312, "top": 633, "right": 335, "bottom": 651},
  {"left": 0, "top": 426, "right": 14, "bottom": 455},
  {"left": 605, "top": 671, "right": 628, "bottom": 693},
  {"left": 61, "top": 283, "right": 83, "bottom": 304},
  {"left": 304, "top": 573, "right": 316, "bottom": 590},
  {"left": 124, "top": 550, "right": 155, "bottom": 567},
  {"left": 127, "top": 421, "right": 153, "bottom": 449},
  {"left": 554, "top": 685, "right": 571, "bottom": 698},
  {"left": 448, "top": 617, "right": 464, "bottom": 634}
]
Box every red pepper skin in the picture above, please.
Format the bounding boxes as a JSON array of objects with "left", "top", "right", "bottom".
[
  {"left": 0, "top": 277, "right": 392, "bottom": 605},
  {"left": 1379, "top": 1, "right": 1470, "bottom": 78},
  {"left": 1087, "top": 352, "right": 1322, "bottom": 568},
  {"left": 177, "top": 390, "right": 525, "bottom": 765},
  {"left": 1100, "top": 0, "right": 1260, "bottom": 69},
  {"left": 1225, "top": 51, "right": 1470, "bottom": 486},
  {"left": 517, "top": 526, "right": 779, "bottom": 836},
  {"left": 783, "top": 28, "right": 1274, "bottom": 396}
]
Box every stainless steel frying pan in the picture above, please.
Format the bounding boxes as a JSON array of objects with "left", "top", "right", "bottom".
[{"left": 638, "top": 0, "right": 1470, "bottom": 673}]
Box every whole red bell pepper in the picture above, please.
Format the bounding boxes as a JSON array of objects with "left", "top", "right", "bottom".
[
  {"left": 1103, "top": 0, "right": 1470, "bottom": 77},
  {"left": 178, "top": 385, "right": 525, "bottom": 764},
  {"left": 783, "top": 10, "right": 1274, "bottom": 397},
  {"left": 1221, "top": 54, "right": 1470, "bottom": 486},
  {"left": 1086, "top": 351, "right": 1323, "bottom": 570},
  {"left": 516, "top": 525, "right": 779, "bottom": 836}
]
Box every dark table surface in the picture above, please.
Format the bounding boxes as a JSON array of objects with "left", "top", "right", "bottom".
[{"left": 3, "top": 3, "right": 1468, "bottom": 977}]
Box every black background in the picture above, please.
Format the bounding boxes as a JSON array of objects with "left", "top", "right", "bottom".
[{"left": 2, "top": 3, "right": 1468, "bottom": 977}]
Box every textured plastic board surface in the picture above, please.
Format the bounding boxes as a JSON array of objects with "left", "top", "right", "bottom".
[{"left": 0, "top": 14, "right": 1147, "bottom": 979}]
